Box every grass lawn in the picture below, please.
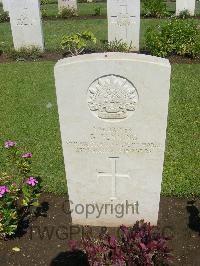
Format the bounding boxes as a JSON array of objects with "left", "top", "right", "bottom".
[{"left": 0, "top": 62, "right": 199, "bottom": 197}]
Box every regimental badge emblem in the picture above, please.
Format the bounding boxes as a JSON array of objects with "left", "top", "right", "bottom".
[{"left": 87, "top": 75, "right": 139, "bottom": 121}]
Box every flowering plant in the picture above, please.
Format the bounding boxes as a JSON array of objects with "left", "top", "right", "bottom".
[
  {"left": 0, "top": 141, "right": 42, "bottom": 238},
  {"left": 69, "top": 221, "right": 172, "bottom": 265}
]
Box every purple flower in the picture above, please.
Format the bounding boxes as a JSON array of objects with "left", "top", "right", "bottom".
[
  {"left": 26, "top": 177, "right": 38, "bottom": 187},
  {"left": 4, "top": 140, "right": 16, "bottom": 149},
  {"left": 0, "top": 186, "right": 9, "bottom": 197},
  {"left": 21, "top": 153, "right": 32, "bottom": 158}
]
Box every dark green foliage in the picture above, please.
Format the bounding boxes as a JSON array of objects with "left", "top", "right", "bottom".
[
  {"left": 8, "top": 47, "right": 42, "bottom": 61},
  {"left": 93, "top": 6, "right": 101, "bottom": 16},
  {"left": 0, "top": 11, "right": 9, "bottom": 23},
  {"left": 178, "top": 9, "right": 191, "bottom": 19},
  {"left": 58, "top": 7, "right": 78, "bottom": 18},
  {"left": 145, "top": 19, "right": 200, "bottom": 58},
  {"left": 142, "top": 0, "right": 168, "bottom": 18}
]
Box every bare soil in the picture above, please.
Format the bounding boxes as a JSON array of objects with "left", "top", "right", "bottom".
[
  {"left": 1, "top": 52, "right": 200, "bottom": 64},
  {"left": 0, "top": 194, "right": 199, "bottom": 266}
]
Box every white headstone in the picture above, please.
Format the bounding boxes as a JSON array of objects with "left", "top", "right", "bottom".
[
  {"left": 2, "top": 0, "right": 9, "bottom": 12},
  {"left": 176, "top": 0, "right": 196, "bottom": 16},
  {"left": 54, "top": 53, "right": 171, "bottom": 227},
  {"left": 9, "top": 0, "right": 44, "bottom": 51},
  {"left": 58, "top": 0, "right": 77, "bottom": 12},
  {"left": 107, "top": 0, "right": 140, "bottom": 51}
]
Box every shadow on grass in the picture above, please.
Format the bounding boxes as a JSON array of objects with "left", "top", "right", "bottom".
[
  {"left": 50, "top": 250, "right": 89, "bottom": 266},
  {"left": 186, "top": 200, "right": 200, "bottom": 235}
]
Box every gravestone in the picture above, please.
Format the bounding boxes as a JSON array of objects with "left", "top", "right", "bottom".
[
  {"left": 107, "top": 0, "right": 140, "bottom": 51},
  {"left": 54, "top": 53, "right": 171, "bottom": 227},
  {"left": 176, "top": 0, "right": 196, "bottom": 16},
  {"left": 58, "top": 0, "right": 77, "bottom": 12},
  {"left": 2, "top": 0, "right": 9, "bottom": 12},
  {"left": 9, "top": 0, "right": 44, "bottom": 51}
]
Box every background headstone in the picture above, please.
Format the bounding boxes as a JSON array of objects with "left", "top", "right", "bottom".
[
  {"left": 58, "top": 0, "right": 77, "bottom": 12},
  {"left": 107, "top": 0, "right": 140, "bottom": 51},
  {"left": 176, "top": 0, "right": 196, "bottom": 16},
  {"left": 2, "top": 0, "right": 9, "bottom": 12},
  {"left": 9, "top": 0, "right": 44, "bottom": 51},
  {"left": 55, "top": 53, "right": 171, "bottom": 227}
]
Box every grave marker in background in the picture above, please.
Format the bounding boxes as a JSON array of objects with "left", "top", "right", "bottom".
[
  {"left": 54, "top": 53, "right": 171, "bottom": 227},
  {"left": 176, "top": 0, "right": 196, "bottom": 16},
  {"left": 107, "top": 0, "right": 140, "bottom": 51},
  {"left": 9, "top": 0, "right": 44, "bottom": 51},
  {"left": 2, "top": 0, "right": 9, "bottom": 12},
  {"left": 58, "top": 0, "right": 77, "bottom": 13}
]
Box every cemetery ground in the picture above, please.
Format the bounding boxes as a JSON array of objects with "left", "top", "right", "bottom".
[
  {"left": 1, "top": 18, "right": 200, "bottom": 63},
  {"left": 0, "top": 5, "right": 200, "bottom": 266},
  {"left": 0, "top": 62, "right": 199, "bottom": 265}
]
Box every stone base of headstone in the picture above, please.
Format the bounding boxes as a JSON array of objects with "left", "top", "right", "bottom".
[
  {"left": 58, "top": 0, "right": 77, "bottom": 13},
  {"left": 176, "top": 0, "right": 196, "bottom": 16}
]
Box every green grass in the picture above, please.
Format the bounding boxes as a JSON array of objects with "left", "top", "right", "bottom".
[
  {"left": 41, "top": 3, "right": 107, "bottom": 17},
  {"left": 0, "top": 62, "right": 199, "bottom": 197}
]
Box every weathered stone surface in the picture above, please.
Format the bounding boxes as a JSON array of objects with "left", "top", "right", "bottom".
[
  {"left": 54, "top": 53, "right": 171, "bottom": 227},
  {"left": 9, "top": 0, "right": 44, "bottom": 51},
  {"left": 58, "top": 0, "right": 77, "bottom": 12},
  {"left": 107, "top": 0, "right": 140, "bottom": 51},
  {"left": 176, "top": 0, "right": 196, "bottom": 16}
]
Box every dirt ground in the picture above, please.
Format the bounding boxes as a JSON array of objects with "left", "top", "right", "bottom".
[
  {"left": 1, "top": 52, "right": 200, "bottom": 64},
  {"left": 0, "top": 194, "right": 200, "bottom": 266}
]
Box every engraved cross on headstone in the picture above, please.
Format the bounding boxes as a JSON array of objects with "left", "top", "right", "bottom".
[
  {"left": 111, "top": 5, "right": 136, "bottom": 39},
  {"left": 97, "top": 157, "right": 130, "bottom": 200}
]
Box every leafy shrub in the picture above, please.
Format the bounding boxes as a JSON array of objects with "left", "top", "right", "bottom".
[
  {"left": 178, "top": 9, "right": 191, "bottom": 19},
  {"left": 142, "top": 0, "right": 168, "bottom": 18},
  {"left": 58, "top": 7, "right": 78, "bottom": 18},
  {"left": 69, "top": 221, "right": 171, "bottom": 265},
  {"left": 145, "top": 19, "right": 200, "bottom": 58},
  {"left": 0, "top": 141, "right": 42, "bottom": 238},
  {"left": 40, "top": 0, "right": 48, "bottom": 18},
  {"left": 93, "top": 6, "right": 101, "bottom": 16},
  {"left": 61, "top": 31, "right": 97, "bottom": 56},
  {"left": 8, "top": 47, "right": 42, "bottom": 61},
  {"left": 41, "top": 0, "right": 48, "bottom": 4},
  {"left": 0, "top": 11, "right": 9, "bottom": 23},
  {"left": 103, "top": 39, "right": 132, "bottom": 52}
]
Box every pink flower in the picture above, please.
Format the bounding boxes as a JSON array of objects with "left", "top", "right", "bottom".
[
  {"left": 4, "top": 140, "right": 16, "bottom": 148},
  {"left": 0, "top": 186, "right": 9, "bottom": 197},
  {"left": 21, "top": 153, "right": 32, "bottom": 158},
  {"left": 26, "top": 177, "right": 38, "bottom": 187}
]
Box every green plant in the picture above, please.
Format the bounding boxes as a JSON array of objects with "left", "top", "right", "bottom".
[
  {"left": 58, "top": 7, "right": 78, "bottom": 18},
  {"left": 178, "top": 9, "right": 191, "bottom": 19},
  {"left": 145, "top": 19, "right": 200, "bottom": 58},
  {"left": 61, "top": 31, "right": 97, "bottom": 56},
  {"left": 8, "top": 47, "right": 42, "bottom": 61},
  {"left": 103, "top": 39, "right": 132, "bottom": 52},
  {"left": 142, "top": 0, "right": 168, "bottom": 18},
  {"left": 41, "top": 0, "right": 48, "bottom": 4},
  {"left": 93, "top": 6, "right": 101, "bottom": 16},
  {"left": 40, "top": 0, "right": 48, "bottom": 18},
  {"left": 0, "top": 11, "right": 9, "bottom": 23},
  {"left": 0, "top": 141, "right": 42, "bottom": 238}
]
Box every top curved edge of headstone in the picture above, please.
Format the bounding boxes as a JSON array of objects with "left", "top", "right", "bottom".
[{"left": 54, "top": 53, "right": 171, "bottom": 69}]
